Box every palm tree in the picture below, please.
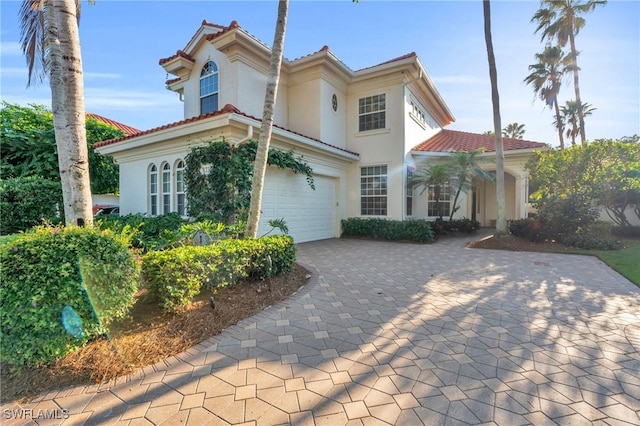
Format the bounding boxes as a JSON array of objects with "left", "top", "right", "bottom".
[
  {"left": 483, "top": 0, "right": 507, "bottom": 235},
  {"left": 447, "top": 150, "right": 495, "bottom": 221},
  {"left": 524, "top": 45, "right": 573, "bottom": 149},
  {"left": 502, "top": 122, "right": 526, "bottom": 139},
  {"left": 246, "top": 0, "right": 289, "bottom": 238},
  {"left": 410, "top": 162, "right": 452, "bottom": 219},
  {"left": 556, "top": 100, "right": 596, "bottom": 146},
  {"left": 532, "top": 0, "right": 607, "bottom": 145},
  {"left": 20, "top": 0, "right": 93, "bottom": 226}
]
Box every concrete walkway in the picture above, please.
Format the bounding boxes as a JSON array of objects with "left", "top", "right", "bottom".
[{"left": 3, "top": 235, "right": 640, "bottom": 425}]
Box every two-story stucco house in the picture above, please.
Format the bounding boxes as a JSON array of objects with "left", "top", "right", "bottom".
[{"left": 95, "top": 20, "right": 547, "bottom": 243}]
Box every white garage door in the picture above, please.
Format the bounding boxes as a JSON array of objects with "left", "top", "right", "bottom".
[{"left": 258, "top": 168, "right": 336, "bottom": 243}]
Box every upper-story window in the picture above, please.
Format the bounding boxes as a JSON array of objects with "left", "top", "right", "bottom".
[
  {"left": 410, "top": 100, "right": 427, "bottom": 126},
  {"left": 358, "top": 94, "right": 386, "bottom": 132},
  {"left": 200, "top": 61, "right": 219, "bottom": 114}
]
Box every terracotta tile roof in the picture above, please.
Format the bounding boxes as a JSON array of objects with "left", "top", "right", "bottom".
[
  {"left": 412, "top": 129, "right": 547, "bottom": 153},
  {"left": 356, "top": 52, "right": 417, "bottom": 72},
  {"left": 86, "top": 113, "right": 141, "bottom": 136},
  {"left": 205, "top": 20, "right": 239, "bottom": 42},
  {"left": 201, "top": 20, "right": 226, "bottom": 29},
  {"left": 93, "top": 104, "right": 359, "bottom": 157},
  {"left": 165, "top": 77, "right": 181, "bottom": 85},
  {"left": 159, "top": 49, "right": 195, "bottom": 66}
]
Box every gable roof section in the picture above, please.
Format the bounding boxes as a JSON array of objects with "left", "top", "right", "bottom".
[
  {"left": 355, "top": 52, "right": 417, "bottom": 73},
  {"left": 159, "top": 49, "right": 195, "bottom": 66},
  {"left": 93, "top": 105, "right": 359, "bottom": 157},
  {"left": 412, "top": 129, "right": 547, "bottom": 153},
  {"left": 86, "top": 113, "right": 141, "bottom": 136}
]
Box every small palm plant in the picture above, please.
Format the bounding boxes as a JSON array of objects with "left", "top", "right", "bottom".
[
  {"left": 448, "top": 150, "right": 495, "bottom": 221},
  {"left": 410, "top": 162, "right": 453, "bottom": 219}
]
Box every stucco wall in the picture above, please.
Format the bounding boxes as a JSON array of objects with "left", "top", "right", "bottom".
[
  {"left": 108, "top": 123, "right": 354, "bottom": 220},
  {"left": 288, "top": 79, "right": 321, "bottom": 140},
  {"left": 344, "top": 80, "right": 406, "bottom": 219}
]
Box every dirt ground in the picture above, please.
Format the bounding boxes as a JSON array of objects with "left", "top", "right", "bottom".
[{"left": 1, "top": 264, "right": 310, "bottom": 403}]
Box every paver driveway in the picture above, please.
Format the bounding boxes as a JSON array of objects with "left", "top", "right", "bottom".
[{"left": 3, "top": 235, "right": 640, "bottom": 425}]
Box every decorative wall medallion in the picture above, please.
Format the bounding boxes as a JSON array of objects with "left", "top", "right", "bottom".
[{"left": 332, "top": 94, "right": 338, "bottom": 112}]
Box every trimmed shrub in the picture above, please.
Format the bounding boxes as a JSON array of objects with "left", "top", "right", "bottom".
[
  {"left": 560, "top": 231, "right": 621, "bottom": 250},
  {"left": 142, "top": 235, "right": 295, "bottom": 312},
  {"left": 340, "top": 218, "right": 434, "bottom": 243},
  {"left": 0, "top": 226, "right": 140, "bottom": 367},
  {"left": 534, "top": 194, "right": 599, "bottom": 238},
  {"left": 612, "top": 226, "right": 640, "bottom": 239},
  {"left": 0, "top": 176, "right": 63, "bottom": 234},
  {"left": 431, "top": 218, "right": 481, "bottom": 237},
  {"left": 98, "top": 212, "right": 186, "bottom": 251},
  {"left": 508, "top": 217, "right": 550, "bottom": 242}
]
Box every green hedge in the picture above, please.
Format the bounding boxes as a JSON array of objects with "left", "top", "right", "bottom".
[
  {"left": 0, "top": 226, "right": 140, "bottom": 367},
  {"left": 0, "top": 176, "right": 63, "bottom": 234},
  {"left": 97, "top": 212, "right": 186, "bottom": 251},
  {"left": 142, "top": 235, "right": 296, "bottom": 312},
  {"left": 341, "top": 218, "right": 435, "bottom": 243},
  {"left": 430, "top": 218, "right": 481, "bottom": 237}
]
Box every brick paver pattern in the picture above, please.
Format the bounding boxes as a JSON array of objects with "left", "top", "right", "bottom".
[{"left": 3, "top": 234, "right": 639, "bottom": 425}]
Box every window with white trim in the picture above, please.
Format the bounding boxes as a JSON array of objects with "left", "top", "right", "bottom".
[
  {"left": 200, "top": 61, "right": 219, "bottom": 114},
  {"left": 149, "top": 164, "right": 158, "bottom": 216},
  {"left": 410, "top": 100, "right": 428, "bottom": 125},
  {"left": 361, "top": 165, "right": 387, "bottom": 216},
  {"left": 427, "top": 183, "right": 451, "bottom": 217},
  {"left": 175, "top": 159, "right": 186, "bottom": 216},
  {"left": 175, "top": 160, "right": 187, "bottom": 216},
  {"left": 406, "top": 166, "right": 415, "bottom": 216},
  {"left": 161, "top": 163, "right": 171, "bottom": 214},
  {"left": 358, "top": 94, "right": 386, "bottom": 132}
]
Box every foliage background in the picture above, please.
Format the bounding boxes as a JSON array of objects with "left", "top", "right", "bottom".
[
  {"left": 0, "top": 102, "right": 122, "bottom": 194},
  {"left": 528, "top": 137, "right": 640, "bottom": 227}
]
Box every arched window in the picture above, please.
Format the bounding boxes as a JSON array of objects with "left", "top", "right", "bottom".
[
  {"left": 200, "top": 61, "right": 219, "bottom": 114},
  {"left": 175, "top": 159, "right": 186, "bottom": 216},
  {"left": 161, "top": 162, "right": 171, "bottom": 214},
  {"left": 149, "top": 164, "right": 158, "bottom": 216}
]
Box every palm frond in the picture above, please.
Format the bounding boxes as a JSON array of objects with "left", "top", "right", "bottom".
[{"left": 18, "top": 0, "right": 82, "bottom": 87}]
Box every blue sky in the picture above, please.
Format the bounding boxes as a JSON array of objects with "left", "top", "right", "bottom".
[{"left": 1, "top": 0, "right": 638, "bottom": 147}]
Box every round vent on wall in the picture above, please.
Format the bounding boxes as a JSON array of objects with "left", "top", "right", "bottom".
[{"left": 332, "top": 94, "right": 338, "bottom": 112}]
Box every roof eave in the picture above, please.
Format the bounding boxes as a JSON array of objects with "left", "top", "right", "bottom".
[
  {"left": 230, "top": 114, "right": 360, "bottom": 161},
  {"left": 414, "top": 57, "right": 455, "bottom": 126}
]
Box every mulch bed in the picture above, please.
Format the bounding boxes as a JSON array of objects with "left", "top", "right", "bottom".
[{"left": 1, "top": 264, "right": 310, "bottom": 403}]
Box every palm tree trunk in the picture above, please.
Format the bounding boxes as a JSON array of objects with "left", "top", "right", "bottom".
[
  {"left": 569, "top": 31, "right": 586, "bottom": 146},
  {"left": 483, "top": 0, "right": 507, "bottom": 235},
  {"left": 553, "top": 98, "right": 565, "bottom": 150},
  {"left": 450, "top": 183, "right": 463, "bottom": 221},
  {"left": 48, "top": 0, "right": 93, "bottom": 226},
  {"left": 246, "top": 0, "right": 288, "bottom": 238}
]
